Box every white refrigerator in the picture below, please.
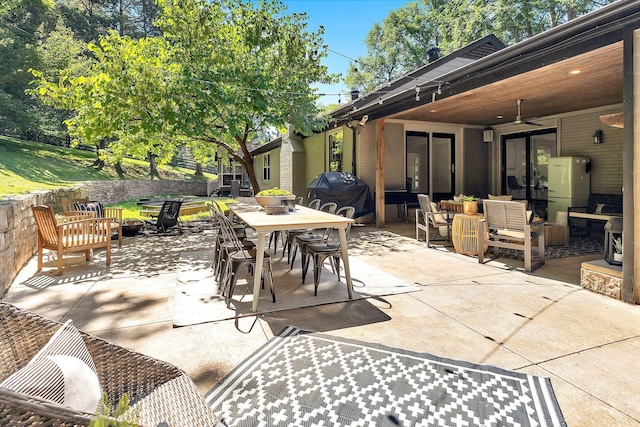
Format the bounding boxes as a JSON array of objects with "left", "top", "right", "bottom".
[{"left": 547, "top": 156, "right": 591, "bottom": 223}]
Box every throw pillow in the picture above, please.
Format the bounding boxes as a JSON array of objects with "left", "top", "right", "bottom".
[
  {"left": 74, "top": 201, "right": 105, "bottom": 218},
  {"left": 430, "top": 202, "right": 447, "bottom": 223},
  {"left": 0, "top": 319, "right": 102, "bottom": 413}
]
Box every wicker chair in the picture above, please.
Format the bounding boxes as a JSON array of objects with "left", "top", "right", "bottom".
[{"left": 0, "top": 302, "right": 219, "bottom": 427}]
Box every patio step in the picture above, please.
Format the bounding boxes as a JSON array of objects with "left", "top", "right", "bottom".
[{"left": 581, "top": 259, "right": 622, "bottom": 299}]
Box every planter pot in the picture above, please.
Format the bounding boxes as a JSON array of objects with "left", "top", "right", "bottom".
[
  {"left": 613, "top": 252, "right": 623, "bottom": 263},
  {"left": 254, "top": 195, "right": 296, "bottom": 208},
  {"left": 463, "top": 201, "right": 478, "bottom": 215}
]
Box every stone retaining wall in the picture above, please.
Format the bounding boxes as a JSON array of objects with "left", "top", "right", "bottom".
[{"left": 0, "top": 179, "right": 210, "bottom": 295}]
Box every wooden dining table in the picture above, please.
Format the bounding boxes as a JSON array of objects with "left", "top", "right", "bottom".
[{"left": 229, "top": 202, "right": 355, "bottom": 312}]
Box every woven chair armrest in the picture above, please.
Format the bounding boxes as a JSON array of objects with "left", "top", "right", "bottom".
[
  {"left": 0, "top": 388, "right": 96, "bottom": 427},
  {"left": 85, "top": 337, "right": 219, "bottom": 426}
]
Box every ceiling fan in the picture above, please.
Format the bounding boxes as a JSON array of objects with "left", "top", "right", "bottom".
[{"left": 513, "top": 99, "right": 542, "bottom": 126}]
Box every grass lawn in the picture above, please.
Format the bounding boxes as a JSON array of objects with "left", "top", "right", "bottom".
[
  {"left": 117, "top": 197, "right": 235, "bottom": 221},
  {"left": 0, "top": 135, "right": 216, "bottom": 199}
]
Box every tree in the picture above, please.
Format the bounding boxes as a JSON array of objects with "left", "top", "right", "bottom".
[
  {"left": 425, "top": 0, "right": 617, "bottom": 50},
  {"left": 345, "top": 1, "right": 437, "bottom": 92},
  {"left": 0, "top": 0, "right": 55, "bottom": 139},
  {"left": 31, "top": 0, "right": 336, "bottom": 190}
]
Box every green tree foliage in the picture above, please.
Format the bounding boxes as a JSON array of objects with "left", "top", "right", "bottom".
[
  {"left": 0, "top": 0, "right": 160, "bottom": 146},
  {"left": 427, "top": 0, "right": 615, "bottom": 50},
  {"left": 32, "top": 0, "right": 336, "bottom": 190},
  {"left": 345, "top": 1, "right": 437, "bottom": 92},
  {"left": 0, "top": 0, "right": 54, "bottom": 138}
]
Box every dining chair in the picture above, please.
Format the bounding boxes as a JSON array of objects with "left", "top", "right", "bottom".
[
  {"left": 282, "top": 198, "right": 323, "bottom": 262},
  {"left": 301, "top": 206, "right": 356, "bottom": 294},
  {"left": 214, "top": 210, "right": 275, "bottom": 307},
  {"left": 288, "top": 202, "right": 339, "bottom": 269},
  {"left": 209, "top": 204, "right": 254, "bottom": 284}
]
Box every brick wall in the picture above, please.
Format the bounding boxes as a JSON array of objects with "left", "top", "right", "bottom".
[{"left": 0, "top": 179, "right": 210, "bottom": 295}]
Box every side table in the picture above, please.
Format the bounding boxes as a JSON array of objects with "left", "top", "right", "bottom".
[
  {"left": 543, "top": 223, "right": 569, "bottom": 246},
  {"left": 451, "top": 213, "right": 487, "bottom": 256}
]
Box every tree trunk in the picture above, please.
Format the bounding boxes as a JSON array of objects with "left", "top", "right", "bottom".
[
  {"left": 235, "top": 132, "right": 261, "bottom": 194},
  {"left": 114, "top": 162, "right": 124, "bottom": 177},
  {"left": 195, "top": 162, "right": 204, "bottom": 176},
  {"left": 244, "top": 156, "right": 260, "bottom": 194},
  {"left": 149, "top": 153, "right": 159, "bottom": 179}
]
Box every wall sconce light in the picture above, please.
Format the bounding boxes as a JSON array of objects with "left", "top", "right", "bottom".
[
  {"left": 483, "top": 128, "right": 494, "bottom": 143},
  {"left": 593, "top": 129, "right": 603, "bottom": 144}
]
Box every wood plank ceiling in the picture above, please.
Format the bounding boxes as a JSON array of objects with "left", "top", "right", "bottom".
[{"left": 388, "top": 41, "right": 623, "bottom": 126}]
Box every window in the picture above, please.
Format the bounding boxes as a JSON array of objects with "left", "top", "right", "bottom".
[
  {"left": 263, "top": 153, "right": 271, "bottom": 181},
  {"left": 328, "top": 131, "right": 343, "bottom": 172}
]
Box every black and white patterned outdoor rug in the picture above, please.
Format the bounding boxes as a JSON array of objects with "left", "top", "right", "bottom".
[{"left": 206, "top": 326, "right": 566, "bottom": 427}]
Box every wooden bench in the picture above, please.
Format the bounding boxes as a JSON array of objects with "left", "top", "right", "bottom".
[
  {"left": 568, "top": 193, "right": 622, "bottom": 236},
  {"left": 32, "top": 205, "right": 111, "bottom": 275},
  {"left": 478, "top": 200, "right": 545, "bottom": 272}
]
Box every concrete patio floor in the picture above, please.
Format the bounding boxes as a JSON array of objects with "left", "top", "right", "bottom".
[{"left": 5, "top": 220, "right": 640, "bottom": 426}]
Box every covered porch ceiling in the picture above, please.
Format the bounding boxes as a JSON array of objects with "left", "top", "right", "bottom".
[{"left": 388, "top": 41, "right": 623, "bottom": 126}]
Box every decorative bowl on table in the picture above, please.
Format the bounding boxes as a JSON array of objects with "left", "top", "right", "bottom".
[{"left": 254, "top": 195, "right": 296, "bottom": 208}]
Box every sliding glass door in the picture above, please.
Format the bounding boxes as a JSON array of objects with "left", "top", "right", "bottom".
[
  {"left": 501, "top": 129, "right": 556, "bottom": 218},
  {"left": 432, "top": 133, "right": 455, "bottom": 201},
  {"left": 406, "top": 132, "right": 428, "bottom": 193}
]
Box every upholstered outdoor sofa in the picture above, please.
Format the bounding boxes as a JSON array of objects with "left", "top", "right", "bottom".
[
  {"left": 0, "top": 302, "right": 219, "bottom": 426},
  {"left": 567, "top": 193, "right": 623, "bottom": 236}
]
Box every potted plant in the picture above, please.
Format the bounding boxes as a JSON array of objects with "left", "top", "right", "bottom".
[
  {"left": 254, "top": 187, "right": 296, "bottom": 208},
  {"left": 613, "top": 236, "right": 623, "bottom": 263},
  {"left": 463, "top": 195, "right": 479, "bottom": 215}
]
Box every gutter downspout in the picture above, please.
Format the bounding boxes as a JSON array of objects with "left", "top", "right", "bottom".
[{"left": 351, "top": 126, "right": 357, "bottom": 176}]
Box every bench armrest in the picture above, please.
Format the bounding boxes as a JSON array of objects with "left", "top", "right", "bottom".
[{"left": 567, "top": 206, "right": 587, "bottom": 213}]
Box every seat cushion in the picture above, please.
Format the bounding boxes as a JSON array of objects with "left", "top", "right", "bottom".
[
  {"left": 495, "top": 229, "right": 525, "bottom": 240},
  {"left": 0, "top": 320, "right": 102, "bottom": 413}
]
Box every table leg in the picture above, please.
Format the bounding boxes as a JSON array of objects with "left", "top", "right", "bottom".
[
  {"left": 338, "top": 227, "right": 353, "bottom": 299},
  {"left": 252, "top": 231, "right": 266, "bottom": 312}
]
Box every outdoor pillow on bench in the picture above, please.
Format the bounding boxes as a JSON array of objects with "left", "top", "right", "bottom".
[{"left": 74, "top": 201, "right": 105, "bottom": 218}]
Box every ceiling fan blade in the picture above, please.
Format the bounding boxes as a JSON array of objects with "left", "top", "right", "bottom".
[{"left": 524, "top": 120, "right": 543, "bottom": 126}]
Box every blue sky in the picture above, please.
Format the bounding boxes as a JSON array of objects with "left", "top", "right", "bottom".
[{"left": 281, "top": 0, "right": 410, "bottom": 105}]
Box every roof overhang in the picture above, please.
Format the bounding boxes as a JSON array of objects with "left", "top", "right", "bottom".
[{"left": 339, "top": 0, "right": 640, "bottom": 126}]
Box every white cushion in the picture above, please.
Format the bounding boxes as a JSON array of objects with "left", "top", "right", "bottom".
[
  {"left": 488, "top": 194, "right": 513, "bottom": 201},
  {"left": 496, "top": 229, "right": 525, "bottom": 239},
  {"left": 0, "top": 320, "right": 102, "bottom": 413},
  {"left": 430, "top": 202, "right": 448, "bottom": 224}
]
